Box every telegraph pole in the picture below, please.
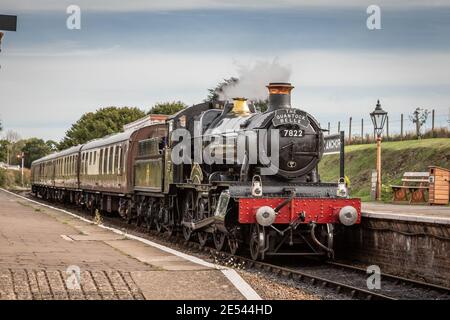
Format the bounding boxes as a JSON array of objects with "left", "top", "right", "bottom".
[{"left": 16, "top": 152, "right": 24, "bottom": 187}]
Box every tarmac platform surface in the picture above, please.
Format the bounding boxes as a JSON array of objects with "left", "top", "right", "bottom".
[
  {"left": 362, "top": 202, "right": 450, "bottom": 224},
  {"left": 0, "top": 189, "right": 257, "bottom": 300}
]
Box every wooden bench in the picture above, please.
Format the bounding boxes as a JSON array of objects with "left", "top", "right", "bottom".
[{"left": 391, "top": 172, "right": 429, "bottom": 203}]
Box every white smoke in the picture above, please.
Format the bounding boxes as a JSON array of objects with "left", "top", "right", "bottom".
[{"left": 218, "top": 59, "right": 291, "bottom": 101}]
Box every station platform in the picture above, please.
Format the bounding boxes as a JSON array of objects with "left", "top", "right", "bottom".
[
  {"left": 0, "top": 189, "right": 259, "bottom": 300},
  {"left": 362, "top": 202, "right": 450, "bottom": 225},
  {"left": 338, "top": 201, "right": 450, "bottom": 288}
]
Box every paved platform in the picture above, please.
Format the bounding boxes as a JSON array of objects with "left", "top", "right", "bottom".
[
  {"left": 362, "top": 202, "right": 450, "bottom": 224},
  {"left": 0, "top": 189, "right": 256, "bottom": 300}
]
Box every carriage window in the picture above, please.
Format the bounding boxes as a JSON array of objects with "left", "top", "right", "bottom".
[
  {"left": 138, "top": 138, "right": 160, "bottom": 157},
  {"left": 103, "top": 148, "right": 108, "bottom": 174},
  {"left": 93, "top": 151, "right": 97, "bottom": 165},
  {"left": 89, "top": 152, "right": 92, "bottom": 165},
  {"left": 117, "top": 146, "right": 122, "bottom": 174},
  {"left": 99, "top": 149, "right": 103, "bottom": 174},
  {"left": 108, "top": 146, "right": 114, "bottom": 173},
  {"left": 120, "top": 145, "right": 126, "bottom": 174},
  {"left": 114, "top": 146, "right": 119, "bottom": 174}
]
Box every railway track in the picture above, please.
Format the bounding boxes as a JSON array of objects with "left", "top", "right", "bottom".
[{"left": 16, "top": 191, "right": 450, "bottom": 300}]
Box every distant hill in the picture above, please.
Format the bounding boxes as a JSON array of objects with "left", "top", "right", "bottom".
[{"left": 318, "top": 138, "right": 450, "bottom": 201}]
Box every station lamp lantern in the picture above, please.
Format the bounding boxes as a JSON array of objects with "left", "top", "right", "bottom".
[
  {"left": 370, "top": 100, "right": 388, "bottom": 137},
  {"left": 370, "top": 100, "right": 388, "bottom": 201}
]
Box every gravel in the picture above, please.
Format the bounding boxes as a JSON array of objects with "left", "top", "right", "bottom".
[{"left": 238, "top": 270, "right": 320, "bottom": 300}]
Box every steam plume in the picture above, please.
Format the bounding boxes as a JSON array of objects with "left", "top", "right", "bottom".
[{"left": 217, "top": 59, "right": 291, "bottom": 101}]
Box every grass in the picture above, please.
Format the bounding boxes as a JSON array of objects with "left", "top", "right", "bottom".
[
  {"left": 319, "top": 138, "right": 450, "bottom": 201},
  {"left": 0, "top": 168, "right": 31, "bottom": 189}
]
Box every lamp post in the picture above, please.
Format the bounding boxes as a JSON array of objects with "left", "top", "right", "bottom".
[
  {"left": 16, "top": 152, "right": 24, "bottom": 187},
  {"left": 370, "top": 100, "right": 388, "bottom": 201}
]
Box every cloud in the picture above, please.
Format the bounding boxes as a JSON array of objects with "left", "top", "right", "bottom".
[
  {"left": 1, "top": 49, "right": 449, "bottom": 140},
  {"left": 2, "top": 0, "right": 450, "bottom": 13}
]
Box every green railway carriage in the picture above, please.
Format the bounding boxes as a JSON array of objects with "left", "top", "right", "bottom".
[
  {"left": 31, "top": 122, "right": 168, "bottom": 216},
  {"left": 30, "top": 145, "right": 82, "bottom": 200}
]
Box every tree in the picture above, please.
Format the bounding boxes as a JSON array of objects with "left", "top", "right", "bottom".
[
  {"left": 9, "top": 139, "right": 25, "bottom": 166},
  {"left": 5, "top": 130, "right": 20, "bottom": 144},
  {"left": 205, "top": 77, "right": 268, "bottom": 112},
  {"left": 0, "top": 140, "right": 9, "bottom": 163},
  {"left": 205, "top": 77, "right": 238, "bottom": 102},
  {"left": 148, "top": 101, "right": 187, "bottom": 115},
  {"left": 45, "top": 140, "right": 59, "bottom": 151},
  {"left": 4, "top": 130, "right": 20, "bottom": 164},
  {"left": 253, "top": 99, "right": 269, "bottom": 113},
  {"left": 409, "top": 107, "right": 430, "bottom": 138},
  {"left": 21, "top": 138, "right": 52, "bottom": 168},
  {"left": 59, "top": 107, "right": 145, "bottom": 149}
]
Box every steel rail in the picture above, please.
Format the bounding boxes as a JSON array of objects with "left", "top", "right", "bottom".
[{"left": 20, "top": 191, "right": 450, "bottom": 301}]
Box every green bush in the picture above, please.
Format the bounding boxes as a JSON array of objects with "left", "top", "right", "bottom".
[
  {"left": 0, "top": 168, "right": 31, "bottom": 188},
  {"left": 0, "top": 168, "right": 15, "bottom": 188}
]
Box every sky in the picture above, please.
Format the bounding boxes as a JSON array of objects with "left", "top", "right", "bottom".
[{"left": 1, "top": 0, "right": 450, "bottom": 141}]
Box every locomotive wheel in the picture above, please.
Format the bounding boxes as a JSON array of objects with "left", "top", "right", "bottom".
[
  {"left": 145, "top": 201, "right": 155, "bottom": 231},
  {"left": 197, "top": 197, "right": 209, "bottom": 248},
  {"left": 213, "top": 231, "right": 227, "bottom": 251},
  {"left": 136, "top": 199, "right": 147, "bottom": 227},
  {"left": 198, "top": 232, "right": 209, "bottom": 248},
  {"left": 154, "top": 204, "right": 163, "bottom": 233},
  {"left": 166, "top": 223, "right": 175, "bottom": 237},
  {"left": 89, "top": 197, "right": 97, "bottom": 216},
  {"left": 228, "top": 237, "right": 239, "bottom": 255},
  {"left": 182, "top": 191, "right": 195, "bottom": 241},
  {"left": 125, "top": 200, "right": 133, "bottom": 224},
  {"left": 249, "top": 224, "right": 265, "bottom": 261},
  {"left": 155, "top": 219, "right": 162, "bottom": 233}
]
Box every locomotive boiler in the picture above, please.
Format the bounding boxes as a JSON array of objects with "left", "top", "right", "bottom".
[{"left": 31, "top": 82, "right": 361, "bottom": 261}]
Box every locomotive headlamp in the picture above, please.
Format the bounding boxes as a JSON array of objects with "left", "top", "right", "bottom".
[
  {"left": 337, "top": 177, "right": 348, "bottom": 198},
  {"left": 338, "top": 206, "right": 358, "bottom": 226},
  {"left": 251, "top": 175, "right": 263, "bottom": 197},
  {"left": 256, "top": 206, "right": 277, "bottom": 226}
]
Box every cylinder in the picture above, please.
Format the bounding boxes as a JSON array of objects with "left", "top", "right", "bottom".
[{"left": 266, "top": 82, "right": 294, "bottom": 112}]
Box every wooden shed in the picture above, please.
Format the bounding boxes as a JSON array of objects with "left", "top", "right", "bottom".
[{"left": 428, "top": 166, "right": 450, "bottom": 205}]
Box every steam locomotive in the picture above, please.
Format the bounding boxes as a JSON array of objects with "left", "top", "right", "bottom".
[{"left": 31, "top": 83, "right": 361, "bottom": 260}]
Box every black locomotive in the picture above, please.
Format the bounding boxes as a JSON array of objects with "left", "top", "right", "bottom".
[{"left": 31, "top": 82, "right": 361, "bottom": 260}]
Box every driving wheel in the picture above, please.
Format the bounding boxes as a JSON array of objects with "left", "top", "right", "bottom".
[
  {"left": 249, "top": 224, "right": 265, "bottom": 260},
  {"left": 213, "top": 231, "right": 227, "bottom": 251},
  {"left": 182, "top": 191, "right": 195, "bottom": 241}
]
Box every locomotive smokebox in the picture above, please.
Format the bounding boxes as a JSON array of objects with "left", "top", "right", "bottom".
[{"left": 267, "top": 82, "right": 294, "bottom": 112}]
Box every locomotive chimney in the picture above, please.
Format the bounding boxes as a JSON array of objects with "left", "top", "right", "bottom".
[{"left": 267, "top": 82, "right": 294, "bottom": 112}]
